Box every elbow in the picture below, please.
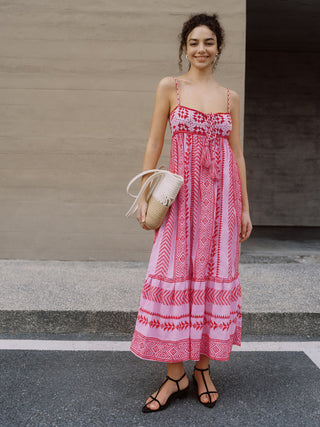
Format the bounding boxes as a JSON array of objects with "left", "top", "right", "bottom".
[{"left": 147, "top": 137, "right": 164, "bottom": 154}]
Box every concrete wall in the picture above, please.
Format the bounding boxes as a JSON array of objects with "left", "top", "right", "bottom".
[
  {"left": 0, "top": 0, "right": 246, "bottom": 261},
  {"left": 244, "top": 0, "right": 320, "bottom": 226}
]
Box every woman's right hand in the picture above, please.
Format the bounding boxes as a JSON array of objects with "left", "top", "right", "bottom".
[{"left": 136, "top": 197, "right": 152, "bottom": 230}]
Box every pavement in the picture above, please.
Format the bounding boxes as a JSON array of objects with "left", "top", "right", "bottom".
[{"left": 0, "top": 226, "right": 319, "bottom": 336}]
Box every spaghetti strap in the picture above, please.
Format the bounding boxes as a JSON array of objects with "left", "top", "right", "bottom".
[
  {"left": 173, "top": 76, "right": 180, "bottom": 105},
  {"left": 227, "top": 87, "right": 230, "bottom": 113}
]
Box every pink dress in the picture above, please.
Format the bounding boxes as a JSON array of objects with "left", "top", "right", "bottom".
[{"left": 130, "top": 76, "right": 242, "bottom": 362}]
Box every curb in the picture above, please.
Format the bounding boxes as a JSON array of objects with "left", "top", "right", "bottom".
[{"left": 1, "top": 311, "right": 319, "bottom": 336}]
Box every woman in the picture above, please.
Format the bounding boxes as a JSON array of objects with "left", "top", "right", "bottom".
[{"left": 130, "top": 13, "right": 252, "bottom": 412}]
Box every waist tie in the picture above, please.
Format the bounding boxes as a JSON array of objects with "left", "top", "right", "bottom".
[{"left": 201, "top": 115, "right": 220, "bottom": 181}]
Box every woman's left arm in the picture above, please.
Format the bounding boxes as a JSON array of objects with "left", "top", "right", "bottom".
[{"left": 228, "top": 89, "right": 253, "bottom": 243}]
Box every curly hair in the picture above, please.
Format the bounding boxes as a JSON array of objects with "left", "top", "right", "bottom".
[{"left": 178, "top": 13, "right": 225, "bottom": 71}]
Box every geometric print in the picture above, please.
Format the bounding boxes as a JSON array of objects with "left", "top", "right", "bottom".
[{"left": 130, "top": 76, "right": 242, "bottom": 362}]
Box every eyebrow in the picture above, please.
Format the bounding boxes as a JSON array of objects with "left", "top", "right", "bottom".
[{"left": 188, "top": 38, "right": 215, "bottom": 41}]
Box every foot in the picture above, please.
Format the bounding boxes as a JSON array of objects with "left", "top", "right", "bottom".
[
  {"left": 144, "top": 372, "right": 189, "bottom": 411},
  {"left": 193, "top": 366, "right": 218, "bottom": 405}
]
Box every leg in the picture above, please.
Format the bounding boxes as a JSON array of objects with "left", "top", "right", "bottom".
[
  {"left": 144, "top": 361, "right": 189, "bottom": 411},
  {"left": 194, "top": 354, "right": 219, "bottom": 404}
]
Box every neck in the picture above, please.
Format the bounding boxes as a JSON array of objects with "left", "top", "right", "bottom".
[{"left": 185, "top": 67, "right": 216, "bottom": 83}]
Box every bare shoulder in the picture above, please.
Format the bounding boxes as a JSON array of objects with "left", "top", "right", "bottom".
[
  {"left": 157, "top": 76, "right": 176, "bottom": 91},
  {"left": 228, "top": 89, "right": 240, "bottom": 102},
  {"left": 155, "top": 77, "right": 177, "bottom": 111}
]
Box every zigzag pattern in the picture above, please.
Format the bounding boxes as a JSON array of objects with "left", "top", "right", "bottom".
[
  {"left": 154, "top": 135, "right": 180, "bottom": 277},
  {"left": 190, "top": 135, "right": 202, "bottom": 277},
  {"left": 148, "top": 271, "right": 239, "bottom": 283},
  {"left": 216, "top": 140, "right": 225, "bottom": 277},
  {"left": 137, "top": 314, "right": 237, "bottom": 332},
  {"left": 139, "top": 306, "right": 241, "bottom": 320},
  {"left": 131, "top": 96, "right": 242, "bottom": 363},
  {"left": 227, "top": 149, "right": 235, "bottom": 277},
  {"left": 142, "top": 281, "right": 241, "bottom": 306},
  {"left": 172, "top": 133, "right": 188, "bottom": 278}
]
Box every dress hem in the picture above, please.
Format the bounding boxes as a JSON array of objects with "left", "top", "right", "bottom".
[
  {"left": 130, "top": 327, "right": 241, "bottom": 363},
  {"left": 129, "top": 342, "right": 241, "bottom": 363}
]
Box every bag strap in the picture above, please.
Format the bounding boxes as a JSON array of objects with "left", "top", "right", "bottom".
[
  {"left": 126, "top": 165, "right": 166, "bottom": 198},
  {"left": 125, "top": 165, "right": 167, "bottom": 217}
]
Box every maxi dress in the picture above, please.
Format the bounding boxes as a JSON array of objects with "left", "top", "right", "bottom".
[{"left": 130, "top": 76, "right": 242, "bottom": 362}]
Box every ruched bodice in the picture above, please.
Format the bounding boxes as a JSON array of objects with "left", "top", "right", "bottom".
[{"left": 169, "top": 104, "right": 232, "bottom": 138}]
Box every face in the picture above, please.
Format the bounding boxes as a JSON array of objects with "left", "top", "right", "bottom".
[{"left": 185, "top": 25, "right": 219, "bottom": 68}]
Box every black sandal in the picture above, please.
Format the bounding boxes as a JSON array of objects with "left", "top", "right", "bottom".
[
  {"left": 192, "top": 365, "right": 218, "bottom": 408},
  {"left": 142, "top": 372, "right": 189, "bottom": 413}
]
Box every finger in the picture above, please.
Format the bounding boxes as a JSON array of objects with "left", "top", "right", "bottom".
[
  {"left": 239, "top": 224, "right": 247, "bottom": 242},
  {"left": 240, "top": 223, "right": 250, "bottom": 241},
  {"left": 246, "top": 222, "right": 252, "bottom": 238}
]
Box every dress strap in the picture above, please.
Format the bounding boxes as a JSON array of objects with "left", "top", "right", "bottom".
[
  {"left": 173, "top": 76, "right": 180, "bottom": 105},
  {"left": 227, "top": 88, "right": 230, "bottom": 113}
]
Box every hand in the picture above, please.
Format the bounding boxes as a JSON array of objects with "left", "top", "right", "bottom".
[
  {"left": 239, "top": 210, "right": 252, "bottom": 243},
  {"left": 136, "top": 198, "right": 152, "bottom": 230}
]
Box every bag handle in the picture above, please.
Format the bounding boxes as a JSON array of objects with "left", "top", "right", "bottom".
[
  {"left": 126, "top": 165, "right": 166, "bottom": 198},
  {"left": 125, "top": 165, "right": 167, "bottom": 217}
]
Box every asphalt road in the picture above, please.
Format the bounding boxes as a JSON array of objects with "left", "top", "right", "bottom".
[{"left": 0, "top": 334, "right": 319, "bottom": 427}]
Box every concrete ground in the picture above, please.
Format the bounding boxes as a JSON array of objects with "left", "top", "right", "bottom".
[{"left": 0, "top": 227, "right": 319, "bottom": 336}]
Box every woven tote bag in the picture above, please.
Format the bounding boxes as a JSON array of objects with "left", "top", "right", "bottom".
[{"left": 125, "top": 166, "right": 184, "bottom": 230}]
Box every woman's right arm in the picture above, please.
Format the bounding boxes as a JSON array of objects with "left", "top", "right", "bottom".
[{"left": 136, "top": 76, "right": 173, "bottom": 229}]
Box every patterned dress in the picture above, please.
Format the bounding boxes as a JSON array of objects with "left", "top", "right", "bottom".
[{"left": 130, "top": 76, "right": 242, "bottom": 362}]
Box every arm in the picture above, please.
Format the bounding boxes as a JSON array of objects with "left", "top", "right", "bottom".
[
  {"left": 136, "top": 76, "right": 173, "bottom": 229},
  {"left": 228, "top": 90, "right": 253, "bottom": 242}
]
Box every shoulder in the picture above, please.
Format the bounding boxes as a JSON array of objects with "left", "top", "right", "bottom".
[
  {"left": 228, "top": 88, "right": 240, "bottom": 103},
  {"left": 156, "top": 76, "right": 176, "bottom": 92},
  {"left": 218, "top": 85, "right": 239, "bottom": 101},
  {"left": 226, "top": 89, "right": 240, "bottom": 112}
]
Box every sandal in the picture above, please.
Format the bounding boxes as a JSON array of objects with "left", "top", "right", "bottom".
[
  {"left": 142, "top": 371, "right": 189, "bottom": 413},
  {"left": 192, "top": 365, "right": 218, "bottom": 408}
]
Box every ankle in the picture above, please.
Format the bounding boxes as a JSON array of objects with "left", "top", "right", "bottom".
[
  {"left": 195, "top": 355, "right": 210, "bottom": 370},
  {"left": 167, "top": 363, "right": 185, "bottom": 379},
  {"left": 166, "top": 369, "right": 185, "bottom": 380},
  {"left": 195, "top": 363, "right": 209, "bottom": 370}
]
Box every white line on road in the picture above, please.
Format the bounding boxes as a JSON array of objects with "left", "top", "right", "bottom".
[{"left": 0, "top": 340, "right": 319, "bottom": 368}]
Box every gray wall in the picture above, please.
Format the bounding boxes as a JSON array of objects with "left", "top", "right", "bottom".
[
  {"left": 0, "top": 0, "right": 246, "bottom": 261},
  {"left": 244, "top": 0, "right": 320, "bottom": 226}
]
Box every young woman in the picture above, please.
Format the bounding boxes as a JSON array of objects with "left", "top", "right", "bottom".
[{"left": 130, "top": 13, "right": 252, "bottom": 412}]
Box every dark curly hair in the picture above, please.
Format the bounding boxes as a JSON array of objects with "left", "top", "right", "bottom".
[{"left": 178, "top": 13, "right": 225, "bottom": 71}]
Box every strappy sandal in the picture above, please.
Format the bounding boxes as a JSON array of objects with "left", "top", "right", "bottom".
[
  {"left": 142, "top": 371, "right": 189, "bottom": 413},
  {"left": 192, "top": 365, "right": 218, "bottom": 408}
]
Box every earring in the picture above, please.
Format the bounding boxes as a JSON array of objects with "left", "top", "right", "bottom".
[
  {"left": 185, "top": 54, "right": 188, "bottom": 60},
  {"left": 212, "top": 53, "right": 219, "bottom": 68}
]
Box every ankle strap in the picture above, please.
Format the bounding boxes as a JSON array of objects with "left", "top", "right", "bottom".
[
  {"left": 194, "top": 366, "right": 210, "bottom": 372},
  {"left": 167, "top": 372, "right": 186, "bottom": 383},
  {"left": 166, "top": 372, "right": 186, "bottom": 392}
]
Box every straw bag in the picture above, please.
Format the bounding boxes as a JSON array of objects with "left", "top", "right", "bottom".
[{"left": 125, "top": 165, "right": 184, "bottom": 230}]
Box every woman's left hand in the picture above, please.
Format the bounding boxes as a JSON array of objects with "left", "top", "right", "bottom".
[{"left": 239, "top": 210, "right": 253, "bottom": 243}]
